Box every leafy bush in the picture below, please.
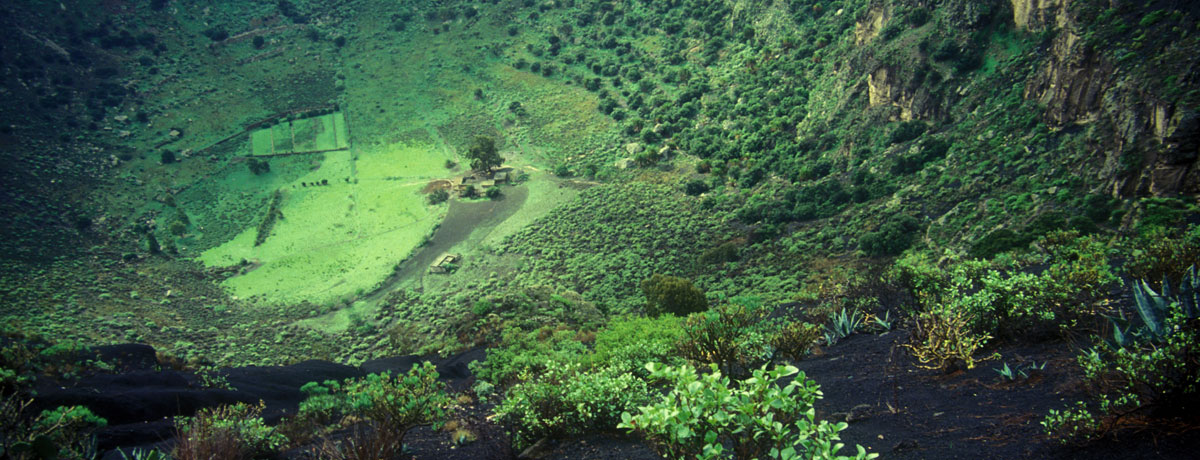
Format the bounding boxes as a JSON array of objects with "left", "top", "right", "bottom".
[
  {"left": 1, "top": 402, "right": 107, "bottom": 460},
  {"left": 468, "top": 327, "right": 587, "bottom": 386},
  {"left": 887, "top": 121, "right": 926, "bottom": 145},
  {"left": 684, "top": 179, "right": 710, "bottom": 196},
  {"left": 859, "top": 214, "right": 921, "bottom": 256},
  {"left": 771, "top": 321, "right": 822, "bottom": 361},
  {"left": 589, "top": 315, "right": 686, "bottom": 376},
  {"left": 174, "top": 402, "right": 285, "bottom": 460},
  {"left": 1125, "top": 225, "right": 1200, "bottom": 284},
  {"left": 619, "top": 363, "right": 876, "bottom": 460},
  {"left": 641, "top": 274, "right": 708, "bottom": 317},
  {"left": 699, "top": 241, "right": 740, "bottom": 265},
  {"left": 970, "top": 228, "right": 1030, "bottom": 259},
  {"left": 297, "top": 363, "right": 449, "bottom": 457},
  {"left": 1044, "top": 272, "right": 1200, "bottom": 442},
  {"left": 427, "top": 189, "right": 450, "bottom": 205},
  {"left": 905, "top": 304, "right": 991, "bottom": 371},
  {"left": 495, "top": 361, "right": 652, "bottom": 449},
  {"left": 676, "top": 301, "right": 773, "bottom": 378}
]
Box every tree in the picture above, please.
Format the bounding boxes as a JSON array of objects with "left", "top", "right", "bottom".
[
  {"left": 466, "top": 136, "right": 503, "bottom": 173},
  {"left": 641, "top": 274, "right": 707, "bottom": 317}
]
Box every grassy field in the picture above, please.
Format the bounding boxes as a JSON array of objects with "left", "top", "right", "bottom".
[{"left": 197, "top": 140, "right": 451, "bottom": 306}]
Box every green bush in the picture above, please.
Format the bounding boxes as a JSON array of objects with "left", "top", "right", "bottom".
[
  {"left": 1044, "top": 293, "right": 1200, "bottom": 442},
  {"left": 676, "top": 300, "right": 773, "bottom": 378},
  {"left": 297, "top": 362, "right": 449, "bottom": 449},
  {"left": 641, "top": 274, "right": 708, "bottom": 317},
  {"left": 588, "top": 315, "right": 686, "bottom": 376},
  {"left": 174, "top": 402, "right": 285, "bottom": 460},
  {"left": 496, "top": 361, "right": 652, "bottom": 450},
  {"left": 970, "top": 228, "right": 1030, "bottom": 259},
  {"left": 619, "top": 363, "right": 876, "bottom": 460},
  {"left": 427, "top": 189, "right": 450, "bottom": 205},
  {"left": 468, "top": 327, "right": 587, "bottom": 386},
  {"left": 859, "top": 214, "right": 921, "bottom": 256},
  {"left": 887, "top": 121, "right": 926, "bottom": 145},
  {"left": 699, "top": 241, "right": 740, "bottom": 265}
]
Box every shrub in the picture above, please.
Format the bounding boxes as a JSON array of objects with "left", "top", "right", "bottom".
[
  {"left": 676, "top": 301, "right": 773, "bottom": 378},
  {"left": 859, "top": 214, "right": 921, "bottom": 256},
  {"left": 1125, "top": 225, "right": 1200, "bottom": 284},
  {"left": 698, "top": 241, "right": 739, "bottom": 265},
  {"left": 202, "top": 27, "right": 229, "bottom": 42},
  {"left": 427, "top": 189, "right": 449, "bottom": 205},
  {"left": 589, "top": 315, "right": 686, "bottom": 376},
  {"left": 297, "top": 362, "right": 449, "bottom": 447},
  {"left": 619, "top": 363, "right": 876, "bottom": 460},
  {"left": 174, "top": 402, "right": 285, "bottom": 460},
  {"left": 641, "top": 274, "right": 708, "bottom": 317},
  {"left": 970, "top": 228, "right": 1030, "bottom": 259},
  {"left": 496, "top": 361, "right": 652, "bottom": 450},
  {"left": 1044, "top": 272, "right": 1200, "bottom": 442},
  {"left": 160, "top": 150, "right": 176, "bottom": 164},
  {"left": 771, "top": 321, "right": 822, "bottom": 362},
  {"left": 888, "top": 121, "right": 926, "bottom": 145},
  {"left": 905, "top": 304, "right": 991, "bottom": 371},
  {"left": 683, "top": 179, "right": 709, "bottom": 196},
  {"left": 468, "top": 327, "right": 586, "bottom": 386},
  {"left": 247, "top": 158, "right": 270, "bottom": 175},
  {"left": 1, "top": 404, "right": 107, "bottom": 460},
  {"left": 485, "top": 187, "right": 502, "bottom": 200}
]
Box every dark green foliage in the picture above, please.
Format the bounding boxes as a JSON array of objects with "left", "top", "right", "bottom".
[
  {"left": 485, "top": 186, "right": 502, "bottom": 200},
  {"left": 676, "top": 300, "right": 772, "bottom": 378},
  {"left": 466, "top": 136, "right": 503, "bottom": 172},
  {"left": 160, "top": 150, "right": 176, "bottom": 164},
  {"left": 297, "top": 363, "right": 449, "bottom": 452},
  {"left": 146, "top": 232, "right": 161, "bottom": 254},
  {"left": 202, "top": 27, "right": 229, "bottom": 42},
  {"left": 496, "top": 363, "right": 651, "bottom": 450},
  {"left": 699, "top": 242, "right": 739, "bottom": 265},
  {"left": 1025, "top": 211, "right": 1069, "bottom": 236},
  {"left": 427, "top": 189, "right": 449, "bottom": 205},
  {"left": 254, "top": 191, "right": 284, "bottom": 247},
  {"left": 860, "top": 214, "right": 922, "bottom": 256},
  {"left": 252, "top": 36, "right": 265, "bottom": 49},
  {"left": 970, "top": 228, "right": 1027, "bottom": 259},
  {"left": 247, "top": 158, "right": 270, "bottom": 175},
  {"left": 683, "top": 179, "right": 709, "bottom": 196},
  {"left": 469, "top": 327, "right": 587, "bottom": 386},
  {"left": 641, "top": 274, "right": 707, "bottom": 317},
  {"left": 892, "top": 138, "right": 949, "bottom": 174},
  {"left": 168, "top": 220, "right": 187, "bottom": 237},
  {"left": 888, "top": 121, "right": 927, "bottom": 145},
  {"left": 1127, "top": 267, "right": 1199, "bottom": 344}
]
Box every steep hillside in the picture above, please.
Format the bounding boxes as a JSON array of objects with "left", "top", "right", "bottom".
[{"left": 1, "top": 0, "right": 1199, "bottom": 458}]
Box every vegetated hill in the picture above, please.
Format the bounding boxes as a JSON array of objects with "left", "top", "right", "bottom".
[{"left": 1, "top": 0, "right": 1199, "bottom": 458}]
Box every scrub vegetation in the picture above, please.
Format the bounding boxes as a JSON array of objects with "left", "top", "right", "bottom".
[{"left": 0, "top": 0, "right": 1198, "bottom": 458}]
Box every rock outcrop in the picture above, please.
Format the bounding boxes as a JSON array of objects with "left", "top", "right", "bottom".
[
  {"left": 1019, "top": 2, "right": 1198, "bottom": 196},
  {"left": 1011, "top": 0, "right": 1068, "bottom": 31},
  {"left": 867, "top": 66, "right": 940, "bottom": 121},
  {"left": 855, "top": 2, "right": 890, "bottom": 45}
]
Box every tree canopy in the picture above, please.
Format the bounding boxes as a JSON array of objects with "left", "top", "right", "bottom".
[{"left": 467, "top": 136, "right": 503, "bottom": 173}]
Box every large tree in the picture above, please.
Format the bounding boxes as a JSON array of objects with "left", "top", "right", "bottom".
[{"left": 466, "top": 136, "right": 503, "bottom": 173}]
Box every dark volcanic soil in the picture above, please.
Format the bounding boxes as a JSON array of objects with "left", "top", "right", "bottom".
[{"left": 44, "top": 326, "right": 1200, "bottom": 460}]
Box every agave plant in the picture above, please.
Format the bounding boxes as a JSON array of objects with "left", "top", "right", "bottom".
[
  {"left": 826, "top": 308, "right": 864, "bottom": 341},
  {"left": 1123, "top": 265, "right": 1199, "bottom": 345}
]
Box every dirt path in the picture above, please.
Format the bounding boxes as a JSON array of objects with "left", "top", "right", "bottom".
[{"left": 361, "top": 184, "right": 529, "bottom": 304}]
